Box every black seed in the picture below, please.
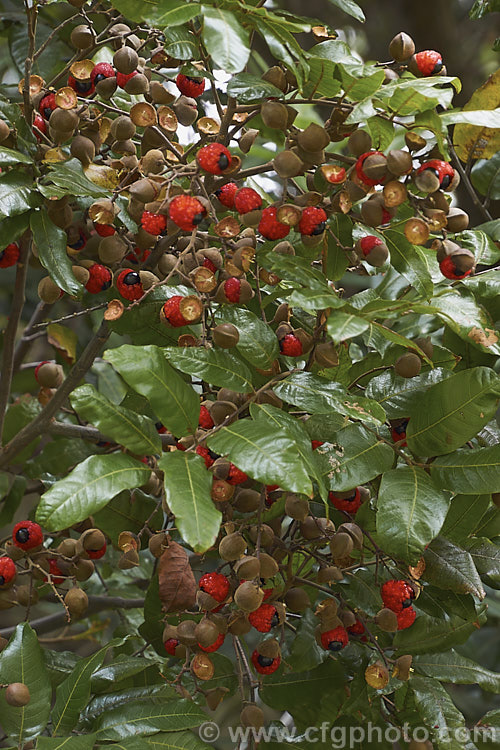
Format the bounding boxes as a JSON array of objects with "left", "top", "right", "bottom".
[
  {"left": 186, "top": 76, "right": 202, "bottom": 84},
  {"left": 271, "top": 611, "right": 280, "bottom": 627},
  {"left": 74, "top": 79, "right": 92, "bottom": 94},
  {"left": 69, "top": 233, "right": 86, "bottom": 250},
  {"left": 192, "top": 211, "right": 206, "bottom": 226},
  {"left": 311, "top": 221, "right": 326, "bottom": 236},
  {"left": 207, "top": 448, "right": 219, "bottom": 461},
  {"left": 217, "top": 154, "right": 230, "bottom": 171},
  {"left": 43, "top": 108, "right": 52, "bottom": 119},
  {"left": 94, "top": 73, "right": 107, "bottom": 84},
  {"left": 101, "top": 279, "right": 112, "bottom": 291},
  {"left": 257, "top": 654, "right": 274, "bottom": 667},
  {"left": 402, "top": 598, "right": 412, "bottom": 609},
  {"left": 0, "top": 576, "right": 5, "bottom": 585},
  {"left": 440, "top": 174, "right": 451, "bottom": 189},
  {"left": 122, "top": 272, "right": 140, "bottom": 286},
  {"left": 327, "top": 640, "right": 343, "bottom": 652},
  {"left": 345, "top": 490, "right": 358, "bottom": 502},
  {"left": 432, "top": 60, "right": 443, "bottom": 74},
  {"left": 15, "top": 528, "right": 30, "bottom": 544}
]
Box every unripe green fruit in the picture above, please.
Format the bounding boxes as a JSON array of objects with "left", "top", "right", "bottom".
[
  {"left": 5, "top": 682, "right": 30, "bottom": 707},
  {"left": 394, "top": 352, "right": 422, "bottom": 378}
]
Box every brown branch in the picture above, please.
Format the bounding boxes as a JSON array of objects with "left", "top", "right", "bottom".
[
  {"left": 0, "top": 236, "right": 31, "bottom": 444},
  {"left": 22, "top": 0, "right": 37, "bottom": 126},
  {"left": 449, "top": 143, "right": 493, "bottom": 223},
  {"left": 12, "top": 301, "right": 52, "bottom": 373}
]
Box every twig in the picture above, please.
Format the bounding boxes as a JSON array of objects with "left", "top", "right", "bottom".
[
  {"left": 0, "top": 236, "right": 31, "bottom": 444},
  {"left": 13, "top": 301, "right": 52, "bottom": 373},
  {"left": 449, "top": 143, "right": 493, "bottom": 222},
  {"left": 22, "top": 0, "right": 37, "bottom": 126}
]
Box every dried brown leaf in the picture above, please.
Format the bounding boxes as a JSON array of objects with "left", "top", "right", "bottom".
[{"left": 158, "top": 540, "right": 196, "bottom": 613}]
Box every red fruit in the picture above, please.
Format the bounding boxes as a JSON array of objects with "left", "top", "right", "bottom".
[
  {"left": 355, "top": 150, "right": 386, "bottom": 186},
  {"left": 251, "top": 650, "right": 281, "bottom": 675},
  {"left": 360, "top": 236, "right": 383, "bottom": 257},
  {"left": 91, "top": 62, "right": 116, "bottom": 85},
  {"left": 116, "top": 71, "right": 137, "bottom": 88},
  {"left": 68, "top": 230, "right": 87, "bottom": 253},
  {"left": 197, "top": 143, "right": 232, "bottom": 175},
  {"left": 164, "top": 638, "right": 180, "bottom": 656},
  {"left": 87, "top": 542, "right": 106, "bottom": 560},
  {"left": 262, "top": 587, "right": 274, "bottom": 601},
  {"left": 280, "top": 334, "right": 303, "bottom": 357},
  {"left": 156, "top": 422, "right": 167, "bottom": 434},
  {"left": 39, "top": 93, "right": 57, "bottom": 120},
  {"left": 223, "top": 277, "right": 241, "bottom": 303},
  {"left": 196, "top": 445, "right": 217, "bottom": 468},
  {"left": 258, "top": 206, "right": 290, "bottom": 240},
  {"left": 32, "top": 114, "right": 47, "bottom": 139},
  {"left": 347, "top": 619, "right": 365, "bottom": 636},
  {"left": 381, "top": 579, "right": 415, "bottom": 613},
  {"left": 439, "top": 256, "right": 472, "bottom": 280},
  {"left": 416, "top": 159, "right": 455, "bottom": 190},
  {"left": 0, "top": 557, "right": 16, "bottom": 587},
  {"left": 311, "top": 440, "right": 324, "bottom": 450},
  {"left": 248, "top": 604, "right": 280, "bottom": 633},
  {"left": 125, "top": 248, "right": 151, "bottom": 265},
  {"left": 227, "top": 464, "right": 248, "bottom": 485},
  {"left": 116, "top": 269, "right": 144, "bottom": 301},
  {"left": 0, "top": 243, "right": 20, "bottom": 268},
  {"left": 199, "top": 572, "right": 230, "bottom": 603},
  {"left": 202, "top": 256, "right": 217, "bottom": 273},
  {"left": 215, "top": 182, "right": 238, "bottom": 209},
  {"left": 199, "top": 632, "right": 225, "bottom": 652},
  {"left": 199, "top": 404, "right": 214, "bottom": 430},
  {"left": 265, "top": 485, "right": 280, "bottom": 507},
  {"left": 413, "top": 50, "right": 443, "bottom": 76},
  {"left": 169, "top": 195, "right": 207, "bottom": 231},
  {"left": 46, "top": 558, "right": 64, "bottom": 585},
  {"left": 328, "top": 488, "right": 362, "bottom": 514},
  {"left": 161, "top": 295, "right": 190, "bottom": 327},
  {"left": 234, "top": 187, "right": 262, "bottom": 215},
  {"left": 320, "top": 626, "right": 349, "bottom": 652},
  {"left": 94, "top": 223, "right": 115, "bottom": 237},
  {"left": 176, "top": 74, "right": 205, "bottom": 98},
  {"left": 397, "top": 606, "right": 416, "bottom": 630},
  {"left": 327, "top": 166, "right": 346, "bottom": 183},
  {"left": 12, "top": 521, "right": 44, "bottom": 551},
  {"left": 68, "top": 75, "right": 94, "bottom": 97},
  {"left": 391, "top": 418, "right": 409, "bottom": 446},
  {"left": 141, "top": 210, "right": 167, "bottom": 236},
  {"left": 298, "top": 206, "right": 327, "bottom": 236}
]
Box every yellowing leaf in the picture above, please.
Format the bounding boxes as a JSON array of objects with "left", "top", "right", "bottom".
[
  {"left": 42, "top": 147, "right": 66, "bottom": 163},
  {"left": 454, "top": 68, "right": 500, "bottom": 161},
  {"left": 47, "top": 323, "right": 78, "bottom": 364},
  {"left": 84, "top": 163, "right": 120, "bottom": 190}
]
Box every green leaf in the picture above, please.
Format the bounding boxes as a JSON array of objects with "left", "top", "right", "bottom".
[
  {"left": 377, "top": 466, "right": 450, "bottom": 564},
  {"left": 410, "top": 675, "right": 469, "bottom": 750},
  {"left": 459, "top": 228, "right": 500, "bottom": 265},
  {"left": 0, "top": 172, "right": 38, "bottom": 219},
  {"left": 157, "top": 451, "right": 221, "bottom": 553},
  {"left": 0, "top": 211, "right": 30, "bottom": 251},
  {"left": 423, "top": 537, "right": 485, "bottom": 599},
  {"left": 162, "top": 26, "right": 197, "bottom": 60},
  {"left": 0, "top": 146, "right": 33, "bottom": 165},
  {"left": 430, "top": 445, "right": 500, "bottom": 494},
  {"left": 163, "top": 346, "right": 253, "bottom": 393},
  {"left": 470, "top": 0, "right": 500, "bottom": 19},
  {"left": 37, "top": 736, "right": 97, "bottom": 750},
  {"left": 327, "top": 310, "right": 370, "bottom": 342},
  {"left": 214, "top": 307, "right": 279, "bottom": 370},
  {"left": 463, "top": 537, "right": 500, "bottom": 588},
  {"left": 284, "top": 609, "right": 327, "bottom": 673},
  {"left": 70, "top": 384, "right": 161, "bottom": 455},
  {"left": 413, "top": 649, "right": 500, "bottom": 692},
  {"left": 442, "top": 108, "right": 500, "bottom": 127},
  {"left": 104, "top": 345, "right": 199, "bottom": 437},
  {"left": 116, "top": 731, "right": 213, "bottom": 750},
  {"left": 0, "top": 474, "right": 26, "bottom": 525},
  {"left": 91, "top": 657, "right": 160, "bottom": 693},
  {"left": 0, "top": 624, "right": 51, "bottom": 743},
  {"left": 471, "top": 152, "right": 500, "bottom": 200},
  {"left": 227, "top": 73, "right": 285, "bottom": 102},
  {"left": 406, "top": 367, "right": 500, "bottom": 456},
  {"left": 91, "top": 360, "right": 128, "bottom": 405},
  {"left": 201, "top": 6, "right": 250, "bottom": 73},
  {"left": 430, "top": 289, "right": 500, "bottom": 356},
  {"left": 365, "top": 369, "right": 453, "bottom": 418},
  {"left": 41, "top": 159, "right": 109, "bottom": 198},
  {"left": 154, "top": 2, "right": 201, "bottom": 27},
  {"left": 326, "top": 0, "right": 365, "bottom": 22},
  {"left": 441, "top": 494, "right": 493, "bottom": 544},
  {"left": 94, "top": 695, "right": 206, "bottom": 740},
  {"left": 94, "top": 489, "right": 160, "bottom": 547},
  {"left": 52, "top": 639, "right": 124, "bottom": 735},
  {"left": 316, "top": 423, "right": 394, "bottom": 491},
  {"left": 395, "top": 601, "right": 487, "bottom": 655},
  {"left": 206, "top": 417, "right": 313, "bottom": 496},
  {"left": 274, "top": 372, "right": 387, "bottom": 426},
  {"left": 30, "top": 210, "right": 82, "bottom": 297},
  {"left": 383, "top": 229, "right": 433, "bottom": 299},
  {"left": 251, "top": 403, "right": 328, "bottom": 500},
  {"left": 109, "top": 0, "right": 160, "bottom": 22},
  {"left": 36, "top": 454, "right": 152, "bottom": 531}
]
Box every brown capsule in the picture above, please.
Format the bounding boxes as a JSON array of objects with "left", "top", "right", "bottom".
[
  {"left": 261, "top": 101, "right": 289, "bottom": 130},
  {"left": 446, "top": 207, "right": 469, "bottom": 233},
  {"left": 337, "top": 523, "right": 363, "bottom": 550},
  {"left": 194, "top": 619, "right": 220, "bottom": 648},
  {"left": 177, "top": 619, "right": 198, "bottom": 646},
  {"left": 211, "top": 478, "right": 235, "bottom": 504},
  {"left": 191, "top": 653, "right": 214, "bottom": 681},
  {"left": 196, "top": 590, "right": 222, "bottom": 612},
  {"left": 329, "top": 532, "right": 354, "bottom": 558},
  {"left": 70, "top": 135, "right": 95, "bottom": 166},
  {"left": 257, "top": 638, "right": 280, "bottom": 659},
  {"left": 15, "top": 585, "right": 38, "bottom": 607},
  {"left": 300, "top": 516, "right": 335, "bottom": 540},
  {"left": 314, "top": 341, "right": 339, "bottom": 369},
  {"left": 0, "top": 119, "right": 10, "bottom": 142},
  {"left": 259, "top": 552, "right": 279, "bottom": 580},
  {"left": 317, "top": 566, "right": 344, "bottom": 583},
  {"left": 96, "top": 76, "right": 117, "bottom": 99},
  {"left": 405, "top": 131, "right": 427, "bottom": 151},
  {"left": 261, "top": 65, "right": 287, "bottom": 92},
  {"left": 404, "top": 217, "right": 430, "bottom": 246},
  {"left": 413, "top": 169, "right": 440, "bottom": 194},
  {"left": 365, "top": 242, "right": 390, "bottom": 268},
  {"left": 110, "top": 115, "right": 136, "bottom": 141},
  {"left": 35, "top": 362, "right": 64, "bottom": 388},
  {"left": 205, "top": 687, "right": 230, "bottom": 711},
  {"left": 124, "top": 74, "right": 149, "bottom": 95},
  {"left": 74, "top": 558, "right": 95, "bottom": 581},
  {"left": 347, "top": 129, "right": 372, "bottom": 157},
  {"left": 239, "top": 128, "right": 259, "bottom": 154},
  {"left": 413, "top": 337, "right": 434, "bottom": 360},
  {"left": 212, "top": 323, "right": 239, "bottom": 349},
  {"left": 57, "top": 538, "right": 78, "bottom": 557},
  {"left": 240, "top": 704, "right": 265, "bottom": 730},
  {"left": 141, "top": 149, "right": 165, "bottom": 175},
  {"left": 386, "top": 149, "right": 413, "bottom": 176},
  {"left": 227, "top": 610, "right": 252, "bottom": 635},
  {"left": 297, "top": 123, "right": 330, "bottom": 152},
  {"left": 5, "top": 682, "right": 31, "bottom": 707},
  {"left": 285, "top": 493, "right": 310, "bottom": 521},
  {"left": 365, "top": 661, "right": 390, "bottom": 689},
  {"left": 118, "top": 548, "right": 140, "bottom": 569},
  {"left": 375, "top": 607, "right": 399, "bottom": 632},
  {"left": 113, "top": 47, "right": 139, "bottom": 75},
  {"left": 173, "top": 96, "right": 198, "bottom": 127},
  {"left": 70, "top": 24, "right": 95, "bottom": 49},
  {"left": 149, "top": 80, "right": 176, "bottom": 105},
  {"left": 234, "top": 555, "right": 261, "bottom": 580},
  {"left": 81, "top": 528, "right": 106, "bottom": 552},
  {"left": 340, "top": 610, "right": 356, "bottom": 628},
  {"left": 394, "top": 352, "right": 422, "bottom": 378},
  {"left": 47, "top": 203, "right": 73, "bottom": 229},
  {"left": 284, "top": 586, "right": 310, "bottom": 612},
  {"left": 233, "top": 488, "right": 261, "bottom": 514},
  {"left": 248, "top": 523, "right": 275, "bottom": 547},
  {"left": 234, "top": 581, "right": 264, "bottom": 612},
  {"left": 393, "top": 654, "right": 413, "bottom": 681},
  {"left": 64, "top": 587, "right": 89, "bottom": 618},
  {"left": 273, "top": 149, "right": 305, "bottom": 178},
  {"left": 389, "top": 32, "right": 415, "bottom": 61},
  {"left": 98, "top": 235, "right": 127, "bottom": 264},
  {"left": 148, "top": 532, "right": 168, "bottom": 558},
  {"left": 219, "top": 533, "right": 247, "bottom": 561}
]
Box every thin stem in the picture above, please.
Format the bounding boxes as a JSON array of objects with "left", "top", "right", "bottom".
[
  {"left": 12, "top": 301, "right": 52, "bottom": 373},
  {"left": 22, "top": 0, "right": 37, "bottom": 126},
  {"left": 449, "top": 143, "right": 493, "bottom": 222},
  {"left": 0, "top": 236, "right": 31, "bottom": 444}
]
